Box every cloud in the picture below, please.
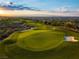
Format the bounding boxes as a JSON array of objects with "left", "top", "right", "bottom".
[
  {"left": 76, "top": 9, "right": 79, "bottom": 12},
  {"left": 52, "top": 6, "right": 79, "bottom": 14},
  {"left": 0, "top": 0, "right": 12, "bottom": 6},
  {"left": 52, "top": 6, "right": 71, "bottom": 12},
  {"left": 0, "top": 0, "right": 9, "bottom": 3},
  {"left": 0, "top": 0, "right": 79, "bottom": 17},
  {"left": 0, "top": 10, "right": 79, "bottom": 17}
]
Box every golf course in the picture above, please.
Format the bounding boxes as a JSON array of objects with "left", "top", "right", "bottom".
[
  {"left": 5, "top": 30, "right": 65, "bottom": 51},
  {"left": 0, "top": 18, "right": 79, "bottom": 59},
  {"left": 0, "top": 28, "right": 79, "bottom": 59}
]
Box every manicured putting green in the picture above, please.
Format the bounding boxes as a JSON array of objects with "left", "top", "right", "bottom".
[{"left": 14, "top": 30, "right": 65, "bottom": 51}]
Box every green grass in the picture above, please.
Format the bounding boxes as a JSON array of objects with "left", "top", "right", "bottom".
[
  {"left": 1, "top": 18, "right": 79, "bottom": 59},
  {"left": 17, "top": 30, "right": 64, "bottom": 51},
  {"left": 0, "top": 29, "right": 79, "bottom": 59},
  {"left": 4, "top": 30, "right": 65, "bottom": 51}
]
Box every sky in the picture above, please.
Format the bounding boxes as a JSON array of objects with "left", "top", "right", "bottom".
[
  {"left": 0, "top": 0, "right": 79, "bottom": 17},
  {"left": 0, "top": 0, "right": 79, "bottom": 11}
]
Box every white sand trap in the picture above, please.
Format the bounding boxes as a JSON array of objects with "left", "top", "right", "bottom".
[{"left": 64, "top": 36, "right": 78, "bottom": 42}]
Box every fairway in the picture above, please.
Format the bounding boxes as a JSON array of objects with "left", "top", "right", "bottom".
[
  {"left": 5, "top": 30, "right": 65, "bottom": 51},
  {"left": 0, "top": 29, "right": 79, "bottom": 59}
]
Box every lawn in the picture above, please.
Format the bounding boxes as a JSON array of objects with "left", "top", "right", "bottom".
[
  {"left": 3, "top": 30, "right": 65, "bottom": 51},
  {"left": 0, "top": 28, "right": 79, "bottom": 59}
]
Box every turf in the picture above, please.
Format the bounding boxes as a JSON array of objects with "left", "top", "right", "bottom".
[
  {"left": 4, "top": 30, "right": 65, "bottom": 51},
  {"left": 0, "top": 29, "right": 79, "bottom": 59},
  {"left": 17, "top": 30, "right": 64, "bottom": 51}
]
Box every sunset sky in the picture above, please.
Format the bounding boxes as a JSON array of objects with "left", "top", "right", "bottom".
[{"left": 0, "top": 0, "right": 79, "bottom": 17}]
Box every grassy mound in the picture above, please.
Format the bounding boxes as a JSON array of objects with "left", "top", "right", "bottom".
[{"left": 4, "top": 30, "right": 65, "bottom": 51}]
